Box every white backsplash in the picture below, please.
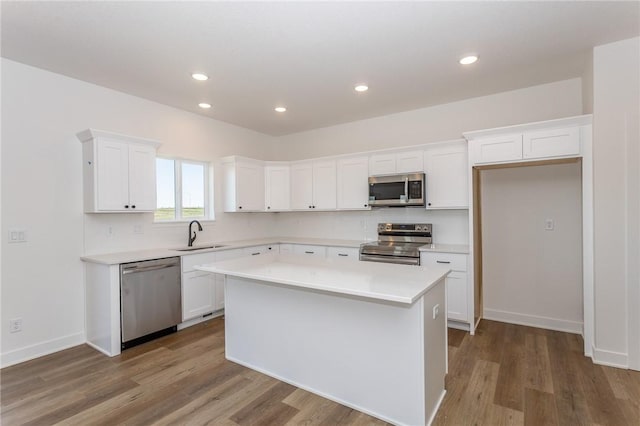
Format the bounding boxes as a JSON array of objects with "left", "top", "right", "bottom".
[
  {"left": 271, "top": 208, "right": 470, "bottom": 244},
  {"left": 83, "top": 212, "right": 280, "bottom": 255},
  {"left": 83, "top": 208, "right": 469, "bottom": 255}
]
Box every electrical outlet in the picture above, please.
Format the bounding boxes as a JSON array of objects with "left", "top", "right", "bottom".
[
  {"left": 432, "top": 304, "right": 440, "bottom": 319},
  {"left": 9, "top": 318, "right": 22, "bottom": 333},
  {"left": 545, "top": 218, "right": 555, "bottom": 231}
]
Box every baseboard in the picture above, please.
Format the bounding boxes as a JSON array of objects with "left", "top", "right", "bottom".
[
  {"left": 427, "top": 389, "right": 447, "bottom": 426},
  {"left": 0, "top": 332, "right": 85, "bottom": 368},
  {"left": 447, "top": 320, "right": 470, "bottom": 332},
  {"left": 592, "top": 346, "right": 628, "bottom": 369},
  {"left": 483, "top": 308, "right": 583, "bottom": 334},
  {"left": 177, "top": 310, "right": 224, "bottom": 331}
]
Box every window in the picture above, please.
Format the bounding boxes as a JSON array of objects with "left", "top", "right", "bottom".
[{"left": 155, "top": 158, "right": 212, "bottom": 221}]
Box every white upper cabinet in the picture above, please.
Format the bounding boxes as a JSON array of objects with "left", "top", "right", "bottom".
[
  {"left": 222, "top": 156, "right": 265, "bottom": 212},
  {"left": 423, "top": 141, "right": 469, "bottom": 209},
  {"left": 522, "top": 127, "right": 580, "bottom": 159},
  {"left": 290, "top": 162, "right": 314, "bottom": 210},
  {"left": 264, "top": 163, "right": 291, "bottom": 211},
  {"left": 369, "top": 153, "right": 396, "bottom": 175},
  {"left": 465, "top": 116, "right": 589, "bottom": 166},
  {"left": 312, "top": 160, "right": 337, "bottom": 210},
  {"left": 77, "top": 129, "right": 160, "bottom": 213},
  {"left": 470, "top": 134, "right": 522, "bottom": 165},
  {"left": 290, "top": 160, "right": 337, "bottom": 210},
  {"left": 369, "top": 150, "right": 423, "bottom": 175},
  {"left": 337, "top": 156, "right": 370, "bottom": 210},
  {"left": 396, "top": 150, "right": 424, "bottom": 173},
  {"left": 127, "top": 144, "right": 157, "bottom": 211}
]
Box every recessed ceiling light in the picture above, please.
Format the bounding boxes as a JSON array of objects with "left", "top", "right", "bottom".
[
  {"left": 354, "top": 84, "right": 369, "bottom": 92},
  {"left": 459, "top": 55, "right": 478, "bottom": 65},
  {"left": 274, "top": 106, "right": 287, "bottom": 112},
  {"left": 198, "top": 103, "right": 211, "bottom": 109},
  {"left": 191, "top": 73, "right": 209, "bottom": 81}
]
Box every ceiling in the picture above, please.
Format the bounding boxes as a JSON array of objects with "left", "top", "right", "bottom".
[{"left": 2, "top": 2, "right": 638, "bottom": 136}]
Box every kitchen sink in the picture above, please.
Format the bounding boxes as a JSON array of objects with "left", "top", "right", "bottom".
[{"left": 175, "top": 245, "right": 227, "bottom": 252}]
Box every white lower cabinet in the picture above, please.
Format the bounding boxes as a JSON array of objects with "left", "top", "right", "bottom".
[
  {"left": 444, "top": 271, "right": 468, "bottom": 322},
  {"left": 326, "top": 246, "right": 359, "bottom": 260},
  {"left": 420, "top": 252, "right": 469, "bottom": 324},
  {"left": 182, "top": 251, "right": 217, "bottom": 322},
  {"left": 182, "top": 271, "right": 216, "bottom": 321}
]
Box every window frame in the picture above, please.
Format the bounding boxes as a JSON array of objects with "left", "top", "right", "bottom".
[{"left": 154, "top": 156, "right": 214, "bottom": 223}]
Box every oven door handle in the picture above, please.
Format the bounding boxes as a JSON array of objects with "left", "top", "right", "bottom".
[{"left": 359, "top": 254, "right": 420, "bottom": 265}]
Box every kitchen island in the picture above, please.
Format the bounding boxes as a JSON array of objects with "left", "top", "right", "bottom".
[{"left": 195, "top": 254, "right": 449, "bottom": 426}]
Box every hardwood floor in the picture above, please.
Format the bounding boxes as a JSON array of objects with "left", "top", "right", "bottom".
[{"left": 2, "top": 318, "right": 639, "bottom": 425}]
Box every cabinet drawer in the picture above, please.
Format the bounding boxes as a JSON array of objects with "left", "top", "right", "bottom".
[
  {"left": 215, "top": 248, "right": 243, "bottom": 261},
  {"left": 326, "top": 246, "right": 359, "bottom": 260},
  {"left": 242, "top": 245, "right": 277, "bottom": 257},
  {"left": 279, "top": 243, "right": 293, "bottom": 254},
  {"left": 182, "top": 252, "right": 217, "bottom": 273},
  {"left": 292, "top": 244, "right": 327, "bottom": 257},
  {"left": 420, "top": 252, "right": 467, "bottom": 271}
]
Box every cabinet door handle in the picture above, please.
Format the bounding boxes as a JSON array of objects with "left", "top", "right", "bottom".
[
  {"left": 267, "top": 206, "right": 271, "bottom": 209},
  {"left": 238, "top": 206, "right": 243, "bottom": 209},
  {"left": 251, "top": 252, "right": 260, "bottom": 256},
  {"left": 305, "top": 251, "right": 314, "bottom": 254},
  {"left": 131, "top": 205, "right": 136, "bottom": 209},
  {"left": 436, "top": 260, "right": 451, "bottom": 264},
  {"left": 364, "top": 204, "right": 368, "bottom": 207},
  {"left": 124, "top": 205, "right": 129, "bottom": 208},
  {"left": 308, "top": 205, "right": 312, "bottom": 209},
  {"left": 338, "top": 253, "right": 348, "bottom": 257}
]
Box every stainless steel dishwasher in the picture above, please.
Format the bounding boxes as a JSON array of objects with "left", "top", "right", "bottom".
[{"left": 120, "top": 257, "right": 182, "bottom": 349}]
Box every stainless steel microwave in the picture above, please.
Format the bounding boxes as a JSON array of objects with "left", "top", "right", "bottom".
[{"left": 368, "top": 173, "right": 425, "bottom": 207}]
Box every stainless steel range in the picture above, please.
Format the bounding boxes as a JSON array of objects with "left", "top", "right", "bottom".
[{"left": 359, "top": 223, "right": 432, "bottom": 265}]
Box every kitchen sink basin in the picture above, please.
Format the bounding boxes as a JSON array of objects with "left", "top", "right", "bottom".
[{"left": 175, "top": 245, "right": 227, "bottom": 252}]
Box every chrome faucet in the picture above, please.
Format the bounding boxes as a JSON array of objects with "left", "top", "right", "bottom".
[{"left": 188, "top": 220, "right": 203, "bottom": 247}]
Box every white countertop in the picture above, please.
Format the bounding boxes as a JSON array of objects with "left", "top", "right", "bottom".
[
  {"left": 195, "top": 253, "right": 450, "bottom": 305},
  {"left": 80, "top": 236, "right": 469, "bottom": 265}
]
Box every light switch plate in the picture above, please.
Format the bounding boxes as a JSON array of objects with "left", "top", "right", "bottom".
[
  {"left": 8, "top": 229, "right": 27, "bottom": 243},
  {"left": 545, "top": 219, "right": 554, "bottom": 231}
]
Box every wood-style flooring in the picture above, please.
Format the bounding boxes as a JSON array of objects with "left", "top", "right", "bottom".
[{"left": 1, "top": 318, "right": 639, "bottom": 425}]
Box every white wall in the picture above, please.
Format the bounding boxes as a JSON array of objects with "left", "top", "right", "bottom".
[
  {"left": 480, "top": 163, "right": 583, "bottom": 333},
  {"left": 581, "top": 51, "right": 594, "bottom": 114},
  {"left": 275, "top": 79, "right": 583, "bottom": 160},
  {"left": 0, "top": 59, "right": 279, "bottom": 366},
  {"left": 593, "top": 37, "right": 640, "bottom": 369}
]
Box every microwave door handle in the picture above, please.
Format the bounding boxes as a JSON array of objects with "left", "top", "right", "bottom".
[{"left": 404, "top": 177, "right": 409, "bottom": 200}]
